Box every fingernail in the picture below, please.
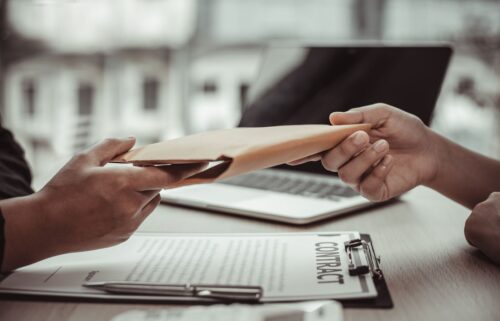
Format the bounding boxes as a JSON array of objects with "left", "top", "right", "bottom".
[
  {"left": 382, "top": 155, "right": 392, "bottom": 166},
  {"left": 353, "top": 132, "right": 366, "bottom": 146},
  {"left": 374, "top": 140, "right": 388, "bottom": 152},
  {"left": 329, "top": 112, "right": 343, "bottom": 123}
]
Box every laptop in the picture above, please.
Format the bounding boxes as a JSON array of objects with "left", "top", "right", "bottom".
[{"left": 161, "top": 44, "right": 452, "bottom": 224}]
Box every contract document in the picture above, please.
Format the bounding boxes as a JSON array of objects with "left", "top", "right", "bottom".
[{"left": 0, "top": 232, "right": 377, "bottom": 302}]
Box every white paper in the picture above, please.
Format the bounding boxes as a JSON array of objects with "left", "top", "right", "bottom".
[
  {"left": 0, "top": 232, "right": 376, "bottom": 301},
  {"left": 110, "top": 301, "right": 343, "bottom": 321}
]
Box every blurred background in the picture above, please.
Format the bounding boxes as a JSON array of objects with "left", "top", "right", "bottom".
[{"left": 0, "top": 0, "right": 499, "bottom": 189}]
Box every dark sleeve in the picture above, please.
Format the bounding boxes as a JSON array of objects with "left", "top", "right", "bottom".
[
  {"left": 0, "top": 207, "right": 4, "bottom": 270},
  {"left": 0, "top": 120, "right": 34, "bottom": 200},
  {"left": 0, "top": 121, "right": 33, "bottom": 269}
]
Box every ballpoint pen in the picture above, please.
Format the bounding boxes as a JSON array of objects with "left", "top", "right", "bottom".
[{"left": 83, "top": 281, "right": 263, "bottom": 302}]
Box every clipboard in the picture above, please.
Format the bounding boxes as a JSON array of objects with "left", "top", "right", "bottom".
[
  {"left": 0, "top": 232, "right": 392, "bottom": 308},
  {"left": 81, "top": 234, "right": 393, "bottom": 308},
  {"left": 340, "top": 234, "right": 393, "bottom": 309}
]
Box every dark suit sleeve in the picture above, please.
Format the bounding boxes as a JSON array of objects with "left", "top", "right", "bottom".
[
  {"left": 0, "top": 208, "right": 4, "bottom": 270},
  {"left": 0, "top": 120, "right": 34, "bottom": 269},
  {"left": 0, "top": 122, "right": 34, "bottom": 200}
]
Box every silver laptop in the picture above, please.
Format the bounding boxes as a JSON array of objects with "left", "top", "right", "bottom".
[{"left": 161, "top": 44, "right": 452, "bottom": 224}]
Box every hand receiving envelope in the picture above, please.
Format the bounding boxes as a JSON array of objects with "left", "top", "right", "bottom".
[{"left": 112, "top": 124, "right": 371, "bottom": 188}]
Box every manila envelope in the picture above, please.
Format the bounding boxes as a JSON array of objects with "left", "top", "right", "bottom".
[{"left": 112, "top": 124, "right": 371, "bottom": 188}]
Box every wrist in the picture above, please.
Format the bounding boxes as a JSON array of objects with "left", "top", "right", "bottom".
[
  {"left": 421, "top": 128, "right": 449, "bottom": 189},
  {"left": 0, "top": 192, "right": 60, "bottom": 271}
]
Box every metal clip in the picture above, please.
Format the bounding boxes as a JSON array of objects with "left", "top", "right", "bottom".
[{"left": 344, "top": 238, "right": 382, "bottom": 279}]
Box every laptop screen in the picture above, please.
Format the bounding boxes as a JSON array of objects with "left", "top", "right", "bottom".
[{"left": 239, "top": 45, "right": 452, "bottom": 175}]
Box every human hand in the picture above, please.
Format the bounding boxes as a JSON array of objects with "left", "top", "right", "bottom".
[
  {"left": 1, "top": 137, "right": 205, "bottom": 271},
  {"left": 289, "top": 103, "right": 440, "bottom": 201},
  {"left": 464, "top": 192, "right": 500, "bottom": 265}
]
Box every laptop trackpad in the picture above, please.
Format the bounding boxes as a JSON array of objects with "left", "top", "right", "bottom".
[
  {"left": 162, "top": 183, "right": 337, "bottom": 218},
  {"left": 162, "top": 184, "right": 263, "bottom": 204},
  {"left": 236, "top": 194, "right": 335, "bottom": 217}
]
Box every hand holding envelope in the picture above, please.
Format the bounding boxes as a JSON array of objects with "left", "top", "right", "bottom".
[{"left": 112, "top": 124, "right": 371, "bottom": 188}]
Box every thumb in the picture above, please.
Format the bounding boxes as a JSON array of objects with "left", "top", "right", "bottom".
[
  {"left": 329, "top": 104, "right": 391, "bottom": 126},
  {"left": 329, "top": 111, "right": 364, "bottom": 125},
  {"left": 84, "top": 137, "right": 136, "bottom": 166}
]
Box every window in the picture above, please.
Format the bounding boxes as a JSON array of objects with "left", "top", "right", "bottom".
[
  {"left": 22, "top": 79, "right": 36, "bottom": 117},
  {"left": 78, "top": 83, "right": 94, "bottom": 116},
  {"left": 239, "top": 82, "right": 249, "bottom": 111},
  {"left": 143, "top": 77, "right": 159, "bottom": 111},
  {"left": 201, "top": 80, "right": 217, "bottom": 94}
]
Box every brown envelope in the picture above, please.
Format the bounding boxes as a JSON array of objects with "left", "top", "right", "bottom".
[{"left": 112, "top": 124, "right": 371, "bottom": 188}]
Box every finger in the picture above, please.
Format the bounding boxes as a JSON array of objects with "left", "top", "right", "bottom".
[
  {"left": 123, "top": 190, "right": 160, "bottom": 221},
  {"left": 487, "top": 191, "right": 500, "bottom": 201},
  {"left": 287, "top": 153, "right": 322, "bottom": 166},
  {"left": 139, "top": 189, "right": 161, "bottom": 204},
  {"left": 330, "top": 104, "right": 391, "bottom": 126},
  {"left": 321, "top": 131, "right": 370, "bottom": 172},
  {"left": 84, "top": 137, "right": 136, "bottom": 166},
  {"left": 358, "top": 155, "right": 393, "bottom": 201},
  {"left": 135, "top": 194, "right": 161, "bottom": 221},
  {"left": 337, "top": 139, "right": 389, "bottom": 186},
  {"left": 110, "top": 162, "right": 208, "bottom": 191}
]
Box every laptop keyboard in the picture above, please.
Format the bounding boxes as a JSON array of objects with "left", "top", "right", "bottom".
[{"left": 220, "top": 171, "right": 359, "bottom": 201}]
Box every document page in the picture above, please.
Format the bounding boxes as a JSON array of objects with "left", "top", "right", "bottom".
[{"left": 0, "top": 232, "right": 377, "bottom": 301}]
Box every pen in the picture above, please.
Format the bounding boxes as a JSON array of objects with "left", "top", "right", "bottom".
[{"left": 83, "top": 281, "right": 263, "bottom": 302}]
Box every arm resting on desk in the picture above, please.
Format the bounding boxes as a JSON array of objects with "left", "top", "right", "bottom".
[
  {"left": 0, "top": 138, "right": 207, "bottom": 272},
  {"left": 425, "top": 132, "right": 500, "bottom": 209}
]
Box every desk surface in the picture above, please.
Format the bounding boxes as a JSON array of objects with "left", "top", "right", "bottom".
[{"left": 1, "top": 186, "right": 499, "bottom": 321}]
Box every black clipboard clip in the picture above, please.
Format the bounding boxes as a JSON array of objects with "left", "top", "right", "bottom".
[{"left": 344, "top": 238, "right": 382, "bottom": 279}]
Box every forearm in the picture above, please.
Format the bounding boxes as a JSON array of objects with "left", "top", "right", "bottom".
[
  {"left": 426, "top": 131, "right": 500, "bottom": 209},
  {"left": 0, "top": 193, "right": 60, "bottom": 271}
]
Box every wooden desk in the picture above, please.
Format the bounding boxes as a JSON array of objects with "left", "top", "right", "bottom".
[{"left": 1, "top": 186, "right": 499, "bottom": 321}]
